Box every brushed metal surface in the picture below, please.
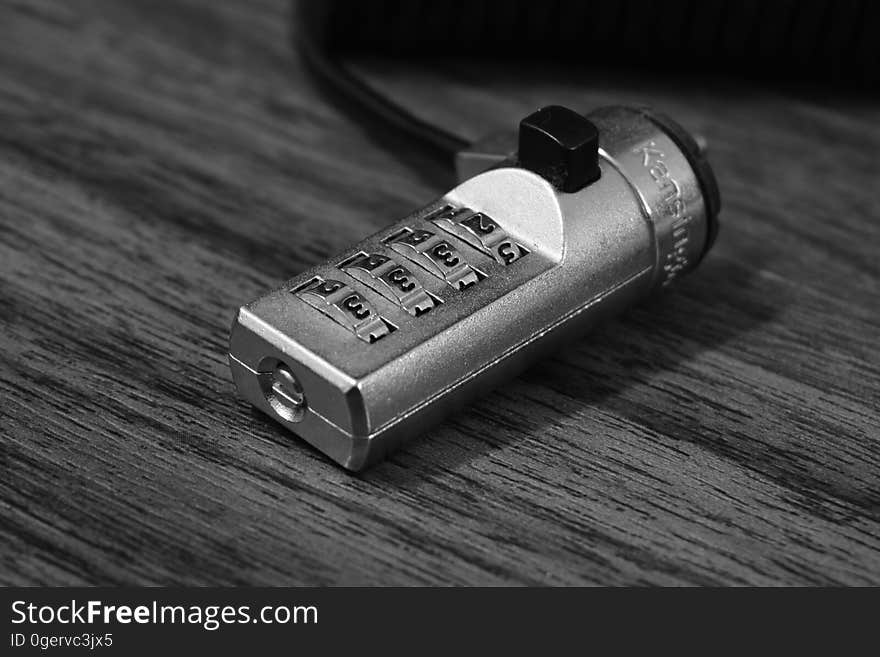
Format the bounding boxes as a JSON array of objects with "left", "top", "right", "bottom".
[{"left": 229, "top": 107, "right": 714, "bottom": 470}]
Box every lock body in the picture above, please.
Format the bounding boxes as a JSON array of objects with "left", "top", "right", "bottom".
[{"left": 229, "top": 106, "right": 720, "bottom": 470}]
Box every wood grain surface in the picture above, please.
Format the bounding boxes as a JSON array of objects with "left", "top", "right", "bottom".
[{"left": 1, "top": 0, "right": 878, "bottom": 586}]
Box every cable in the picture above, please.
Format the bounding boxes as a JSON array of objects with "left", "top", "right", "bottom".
[{"left": 296, "top": 2, "right": 470, "bottom": 166}]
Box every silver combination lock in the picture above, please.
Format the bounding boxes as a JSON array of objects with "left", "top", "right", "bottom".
[{"left": 229, "top": 105, "right": 721, "bottom": 470}]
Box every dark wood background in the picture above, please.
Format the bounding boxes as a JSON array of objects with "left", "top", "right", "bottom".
[{"left": 1, "top": 0, "right": 878, "bottom": 586}]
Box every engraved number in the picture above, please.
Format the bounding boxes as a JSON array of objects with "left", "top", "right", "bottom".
[
  {"left": 386, "top": 266, "right": 416, "bottom": 292},
  {"left": 341, "top": 294, "right": 371, "bottom": 320},
  {"left": 460, "top": 212, "right": 497, "bottom": 236},
  {"left": 398, "top": 229, "right": 434, "bottom": 247},
  {"left": 431, "top": 242, "right": 460, "bottom": 267},
  {"left": 359, "top": 253, "right": 389, "bottom": 270},
  {"left": 312, "top": 279, "right": 344, "bottom": 296},
  {"left": 497, "top": 241, "right": 523, "bottom": 265}
]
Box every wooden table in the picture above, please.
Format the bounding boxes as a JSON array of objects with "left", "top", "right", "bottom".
[{"left": 2, "top": 0, "right": 878, "bottom": 585}]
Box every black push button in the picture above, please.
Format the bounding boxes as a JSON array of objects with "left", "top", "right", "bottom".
[{"left": 518, "top": 105, "right": 601, "bottom": 192}]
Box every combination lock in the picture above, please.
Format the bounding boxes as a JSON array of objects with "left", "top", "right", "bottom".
[{"left": 229, "top": 105, "right": 721, "bottom": 470}]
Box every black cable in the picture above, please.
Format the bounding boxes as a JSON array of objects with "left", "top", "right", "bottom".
[{"left": 296, "top": 2, "right": 470, "bottom": 166}]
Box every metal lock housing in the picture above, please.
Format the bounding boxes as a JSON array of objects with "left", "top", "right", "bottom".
[{"left": 229, "top": 105, "right": 720, "bottom": 470}]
